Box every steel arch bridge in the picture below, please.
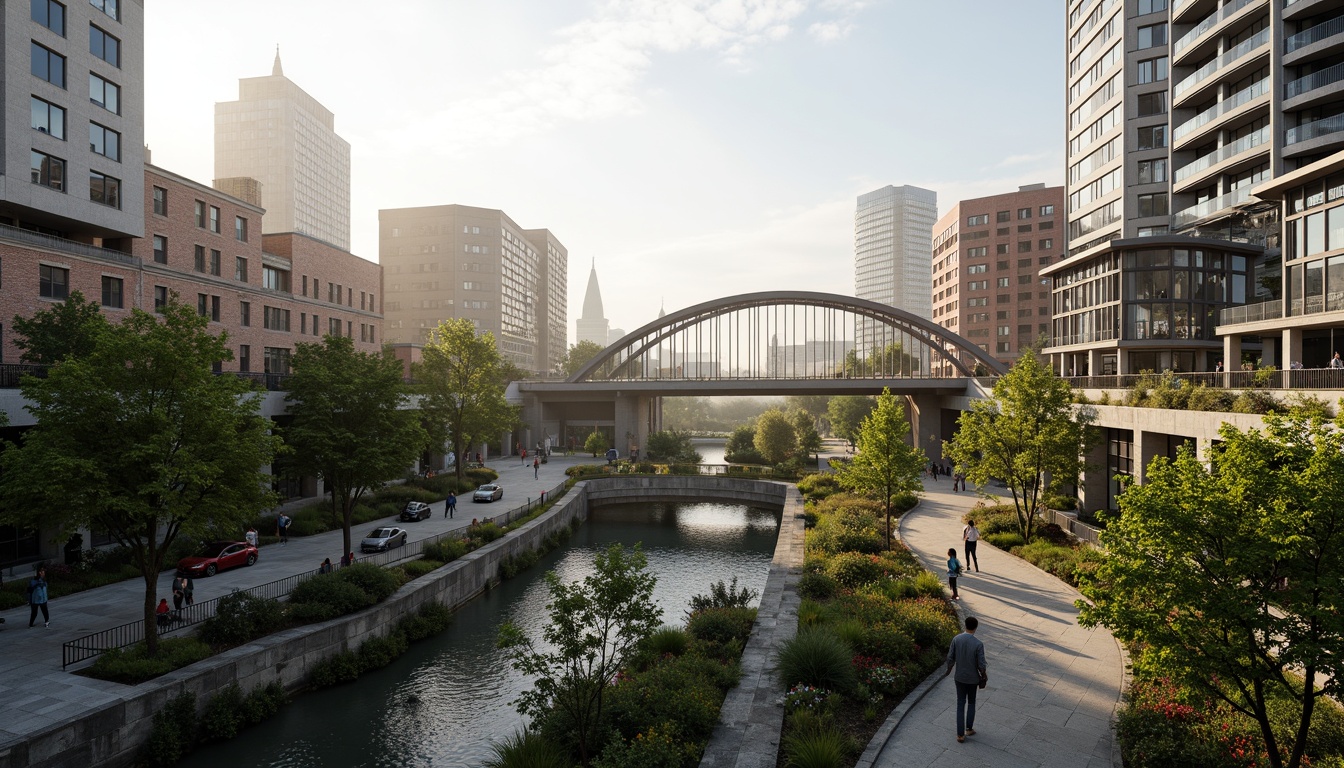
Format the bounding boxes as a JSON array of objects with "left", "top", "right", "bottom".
[{"left": 569, "top": 291, "right": 1007, "bottom": 383}]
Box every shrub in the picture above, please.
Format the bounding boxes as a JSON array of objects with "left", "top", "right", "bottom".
[
  {"left": 401, "top": 559, "right": 442, "bottom": 579},
  {"left": 484, "top": 730, "right": 573, "bottom": 768},
  {"left": 141, "top": 692, "right": 197, "bottom": 768},
  {"left": 423, "top": 538, "right": 469, "bottom": 563},
  {"left": 966, "top": 504, "right": 1019, "bottom": 536},
  {"left": 475, "top": 522, "right": 506, "bottom": 542},
  {"left": 782, "top": 716, "right": 853, "bottom": 768},
  {"left": 400, "top": 602, "right": 454, "bottom": 641},
  {"left": 500, "top": 548, "right": 540, "bottom": 579},
  {"left": 985, "top": 532, "right": 1025, "bottom": 549},
  {"left": 334, "top": 562, "right": 403, "bottom": 601},
  {"left": 644, "top": 625, "right": 691, "bottom": 658},
  {"left": 464, "top": 467, "right": 500, "bottom": 486},
  {"left": 1041, "top": 492, "right": 1076, "bottom": 511},
  {"left": 88, "top": 638, "right": 212, "bottom": 684},
  {"left": 1233, "top": 389, "right": 1279, "bottom": 414},
  {"left": 912, "top": 571, "right": 946, "bottom": 598},
  {"left": 797, "top": 599, "right": 825, "bottom": 628},
  {"left": 808, "top": 511, "right": 884, "bottom": 556},
  {"left": 797, "top": 473, "right": 843, "bottom": 500},
  {"left": 1187, "top": 384, "right": 1234, "bottom": 412},
  {"left": 605, "top": 655, "right": 726, "bottom": 746},
  {"left": 824, "top": 552, "right": 884, "bottom": 588},
  {"left": 686, "top": 606, "right": 757, "bottom": 648},
  {"left": 893, "top": 597, "right": 959, "bottom": 649},
  {"left": 776, "top": 627, "right": 857, "bottom": 694},
  {"left": 565, "top": 464, "right": 609, "bottom": 477},
  {"left": 308, "top": 649, "right": 361, "bottom": 688},
  {"left": 891, "top": 491, "right": 919, "bottom": 513},
  {"left": 288, "top": 577, "right": 375, "bottom": 622},
  {"left": 1285, "top": 391, "right": 1334, "bottom": 419},
  {"left": 201, "top": 683, "right": 246, "bottom": 741},
  {"left": 688, "top": 576, "right": 760, "bottom": 613},
  {"left": 198, "top": 591, "right": 285, "bottom": 647},
  {"left": 592, "top": 722, "right": 698, "bottom": 768},
  {"left": 797, "top": 572, "right": 839, "bottom": 600},
  {"left": 359, "top": 631, "right": 410, "bottom": 669}
]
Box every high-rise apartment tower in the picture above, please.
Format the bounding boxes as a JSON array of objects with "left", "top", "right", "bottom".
[{"left": 855, "top": 185, "right": 937, "bottom": 321}]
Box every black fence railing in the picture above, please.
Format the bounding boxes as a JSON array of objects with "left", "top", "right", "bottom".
[
  {"left": 60, "top": 478, "right": 570, "bottom": 669},
  {"left": 1067, "top": 369, "right": 1344, "bottom": 391}
]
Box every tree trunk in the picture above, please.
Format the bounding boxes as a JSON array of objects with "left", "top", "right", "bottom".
[{"left": 144, "top": 571, "right": 160, "bottom": 655}]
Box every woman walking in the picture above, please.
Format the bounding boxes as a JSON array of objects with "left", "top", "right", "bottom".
[
  {"left": 947, "top": 548, "right": 963, "bottom": 601},
  {"left": 27, "top": 566, "right": 50, "bottom": 628}
]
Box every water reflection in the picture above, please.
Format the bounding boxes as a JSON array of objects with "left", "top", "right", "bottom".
[{"left": 188, "top": 501, "right": 779, "bottom": 767}]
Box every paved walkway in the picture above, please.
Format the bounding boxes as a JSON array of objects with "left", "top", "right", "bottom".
[
  {"left": 871, "top": 480, "right": 1125, "bottom": 768},
  {"left": 0, "top": 451, "right": 588, "bottom": 747}
]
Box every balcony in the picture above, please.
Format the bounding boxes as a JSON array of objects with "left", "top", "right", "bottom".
[
  {"left": 1285, "top": 14, "right": 1344, "bottom": 53},
  {"left": 1171, "top": 186, "right": 1254, "bottom": 229},
  {"left": 1173, "top": 125, "right": 1270, "bottom": 185},
  {"left": 1173, "top": 78, "right": 1270, "bottom": 143},
  {"left": 1218, "top": 300, "right": 1282, "bottom": 325},
  {"left": 1173, "top": 27, "right": 1270, "bottom": 101},
  {"left": 1174, "top": 0, "right": 1259, "bottom": 58},
  {"left": 1286, "top": 112, "right": 1344, "bottom": 144},
  {"left": 1286, "top": 60, "right": 1344, "bottom": 99},
  {"left": 0, "top": 222, "right": 135, "bottom": 265}
]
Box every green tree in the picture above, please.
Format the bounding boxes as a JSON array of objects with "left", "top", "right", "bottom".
[
  {"left": 284, "top": 335, "right": 427, "bottom": 558},
  {"left": 785, "top": 395, "right": 830, "bottom": 432},
  {"left": 828, "top": 395, "right": 875, "bottom": 447},
  {"left": 499, "top": 543, "right": 661, "bottom": 766},
  {"left": 1078, "top": 414, "right": 1344, "bottom": 768},
  {"left": 11, "top": 289, "right": 104, "bottom": 364},
  {"left": 754, "top": 409, "right": 797, "bottom": 464},
  {"left": 724, "top": 424, "right": 766, "bottom": 464},
  {"left": 643, "top": 430, "right": 702, "bottom": 463},
  {"left": 416, "top": 319, "right": 517, "bottom": 482},
  {"left": 0, "top": 301, "right": 280, "bottom": 654},
  {"left": 943, "top": 353, "right": 1094, "bottom": 541},
  {"left": 835, "top": 389, "right": 926, "bottom": 549},
  {"left": 790, "top": 409, "right": 822, "bottom": 463},
  {"left": 583, "top": 429, "right": 607, "bottom": 458},
  {"left": 559, "top": 340, "right": 606, "bottom": 378}
]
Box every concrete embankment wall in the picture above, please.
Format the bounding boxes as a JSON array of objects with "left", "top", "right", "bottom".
[{"left": 6, "top": 477, "right": 791, "bottom": 768}]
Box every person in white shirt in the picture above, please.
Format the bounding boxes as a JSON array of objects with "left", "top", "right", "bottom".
[{"left": 962, "top": 519, "right": 981, "bottom": 573}]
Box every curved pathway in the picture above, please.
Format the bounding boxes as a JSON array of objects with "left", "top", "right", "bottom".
[{"left": 870, "top": 480, "right": 1125, "bottom": 768}]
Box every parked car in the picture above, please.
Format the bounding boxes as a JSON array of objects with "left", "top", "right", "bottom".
[
  {"left": 400, "top": 501, "right": 432, "bottom": 522},
  {"left": 473, "top": 483, "right": 504, "bottom": 502},
  {"left": 361, "top": 526, "right": 408, "bottom": 553},
  {"left": 176, "top": 541, "right": 258, "bottom": 577}
]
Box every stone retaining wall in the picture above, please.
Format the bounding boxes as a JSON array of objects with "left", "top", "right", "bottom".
[{"left": 5, "top": 476, "right": 792, "bottom": 768}]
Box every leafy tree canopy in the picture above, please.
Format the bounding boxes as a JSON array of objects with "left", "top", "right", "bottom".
[
  {"left": 643, "top": 430, "right": 702, "bottom": 463},
  {"left": 415, "top": 319, "right": 518, "bottom": 481},
  {"left": 790, "top": 408, "right": 823, "bottom": 461},
  {"left": 559, "top": 340, "right": 606, "bottom": 378},
  {"left": 284, "top": 335, "right": 426, "bottom": 557},
  {"left": 1078, "top": 413, "right": 1344, "bottom": 768},
  {"left": 835, "top": 389, "right": 925, "bottom": 548},
  {"left": 754, "top": 409, "right": 797, "bottom": 465},
  {"left": 11, "top": 289, "right": 105, "bottom": 365},
  {"left": 584, "top": 430, "right": 607, "bottom": 458},
  {"left": 0, "top": 300, "right": 280, "bottom": 653},
  {"left": 724, "top": 424, "right": 766, "bottom": 464},
  {"left": 943, "top": 353, "right": 1094, "bottom": 540},
  {"left": 828, "top": 395, "right": 875, "bottom": 446}
]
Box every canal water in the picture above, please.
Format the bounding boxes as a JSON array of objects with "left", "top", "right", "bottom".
[{"left": 188, "top": 500, "right": 780, "bottom": 767}]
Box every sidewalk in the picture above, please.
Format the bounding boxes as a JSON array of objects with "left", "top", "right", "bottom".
[
  {"left": 870, "top": 480, "right": 1125, "bottom": 768},
  {"left": 0, "top": 451, "right": 589, "bottom": 746}
]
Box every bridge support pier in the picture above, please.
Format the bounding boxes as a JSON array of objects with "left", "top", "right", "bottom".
[{"left": 906, "top": 394, "right": 945, "bottom": 462}]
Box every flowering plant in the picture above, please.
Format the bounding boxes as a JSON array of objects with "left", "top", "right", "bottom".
[{"left": 784, "top": 684, "right": 831, "bottom": 712}]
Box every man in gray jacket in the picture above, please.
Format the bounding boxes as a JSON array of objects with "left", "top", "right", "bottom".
[{"left": 945, "top": 616, "right": 987, "bottom": 742}]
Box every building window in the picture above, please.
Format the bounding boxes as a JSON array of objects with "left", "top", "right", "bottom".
[
  {"left": 968, "top": 264, "right": 988, "bottom": 274},
  {"left": 997, "top": 277, "right": 1011, "bottom": 288},
  {"left": 89, "top": 73, "right": 119, "bottom": 113},
  {"left": 1137, "top": 158, "right": 1167, "bottom": 184},
  {"left": 235, "top": 216, "right": 247, "bottom": 242},
  {"left": 1039, "top": 238, "right": 1053, "bottom": 250},
  {"left": 1137, "top": 192, "right": 1169, "bottom": 217},
  {"left": 239, "top": 345, "right": 250, "bottom": 373},
  {"left": 209, "top": 249, "right": 221, "bottom": 276},
  {"left": 194, "top": 245, "right": 205, "bottom": 272},
  {"left": 152, "top": 185, "right": 167, "bottom": 215},
  {"left": 100, "top": 275, "right": 122, "bottom": 308},
  {"left": 311, "top": 315, "right": 319, "bottom": 336},
  {"left": 235, "top": 256, "right": 248, "bottom": 282},
  {"left": 30, "top": 150, "right": 65, "bottom": 191},
  {"left": 31, "top": 42, "right": 65, "bottom": 88},
  {"left": 1137, "top": 91, "right": 1167, "bottom": 116},
  {"left": 1018, "top": 224, "right": 1032, "bottom": 233},
  {"left": 197, "top": 293, "right": 206, "bottom": 317},
  {"left": 32, "top": 0, "right": 66, "bottom": 35},
  {"left": 998, "top": 326, "right": 1011, "bottom": 336},
  {"left": 88, "top": 171, "right": 119, "bottom": 208},
  {"left": 1137, "top": 57, "right": 1168, "bottom": 84},
  {"left": 154, "top": 285, "right": 167, "bottom": 310},
  {"left": 996, "top": 244, "right": 1009, "bottom": 255},
  {"left": 89, "top": 0, "right": 118, "bottom": 21},
  {"left": 996, "top": 211, "right": 1010, "bottom": 223},
  {"left": 152, "top": 234, "right": 167, "bottom": 264},
  {"left": 1018, "top": 241, "right": 1032, "bottom": 253},
  {"left": 1138, "top": 0, "right": 1167, "bottom": 13},
  {"left": 89, "top": 122, "right": 119, "bottom": 161},
  {"left": 209, "top": 206, "right": 220, "bottom": 233},
  {"left": 1136, "top": 125, "right": 1168, "bottom": 150},
  {"left": 89, "top": 24, "right": 119, "bottom": 67},
  {"left": 264, "top": 306, "right": 290, "bottom": 331},
  {"left": 996, "top": 342, "right": 1011, "bottom": 353},
  {"left": 1137, "top": 23, "right": 1167, "bottom": 49},
  {"left": 1017, "top": 208, "right": 1032, "bottom": 220},
  {"left": 264, "top": 347, "right": 291, "bottom": 375},
  {"left": 329, "top": 318, "right": 341, "bottom": 336},
  {"left": 967, "top": 247, "right": 987, "bottom": 258},
  {"left": 194, "top": 200, "right": 206, "bottom": 228},
  {"left": 240, "top": 301, "right": 250, "bottom": 327},
  {"left": 966, "top": 214, "right": 989, "bottom": 226},
  {"left": 40, "top": 264, "right": 69, "bottom": 299},
  {"left": 263, "top": 266, "right": 288, "bottom": 292},
  {"left": 31, "top": 96, "right": 66, "bottom": 139}
]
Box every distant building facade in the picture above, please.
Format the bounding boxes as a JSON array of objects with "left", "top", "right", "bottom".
[
  {"left": 931, "top": 185, "right": 1064, "bottom": 370},
  {"left": 214, "top": 52, "right": 352, "bottom": 251},
  {"left": 855, "top": 185, "right": 938, "bottom": 320},
  {"left": 379, "top": 204, "right": 567, "bottom": 375},
  {"left": 576, "top": 260, "right": 610, "bottom": 347}
]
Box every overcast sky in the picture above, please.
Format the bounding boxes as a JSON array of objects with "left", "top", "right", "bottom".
[{"left": 144, "top": 1, "right": 1063, "bottom": 340}]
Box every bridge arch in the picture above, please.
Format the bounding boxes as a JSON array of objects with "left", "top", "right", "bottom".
[{"left": 569, "top": 291, "right": 1007, "bottom": 383}]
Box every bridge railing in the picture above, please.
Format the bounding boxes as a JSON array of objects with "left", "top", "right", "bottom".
[
  {"left": 1066, "top": 369, "right": 1344, "bottom": 390},
  {"left": 60, "top": 478, "right": 569, "bottom": 669}
]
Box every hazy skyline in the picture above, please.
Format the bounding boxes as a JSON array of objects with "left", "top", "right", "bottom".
[{"left": 145, "top": 1, "right": 1063, "bottom": 340}]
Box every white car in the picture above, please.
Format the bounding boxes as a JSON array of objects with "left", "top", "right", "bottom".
[
  {"left": 360, "top": 526, "right": 408, "bottom": 553},
  {"left": 473, "top": 484, "right": 503, "bottom": 502}
]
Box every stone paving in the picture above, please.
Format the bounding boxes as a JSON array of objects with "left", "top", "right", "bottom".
[
  {"left": 866, "top": 481, "right": 1126, "bottom": 768},
  {"left": 0, "top": 452, "right": 585, "bottom": 751}
]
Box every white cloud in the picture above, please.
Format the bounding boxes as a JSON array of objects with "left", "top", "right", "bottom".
[{"left": 808, "top": 21, "right": 851, "bottom": 42}]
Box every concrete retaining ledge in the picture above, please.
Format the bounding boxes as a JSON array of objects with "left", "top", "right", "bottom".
[
  {"left": 2, "top": 476, "right": 795, "bottom": 768},
  {"left": 699, "top": 483, "right": 806, "bottom": 768}
]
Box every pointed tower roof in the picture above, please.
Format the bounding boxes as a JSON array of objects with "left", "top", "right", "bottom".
[
  {"left": 581, "top": 259, "right": 605, "bottom": 321},
  {"left": 272, "top": 46, "right": 283, "bottom": 77}
]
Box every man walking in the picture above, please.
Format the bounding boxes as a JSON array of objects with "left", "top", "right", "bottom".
[
  {"left": 446, "top": 491, "right": 457, "bottom": 519},
  {"left": 963, "top": 518, "right": 981, "bottom": 573},
  {"left": 27, "top": 566, "right": 50, "bottom": 628},
  {"left": 533, "top": 456, "right": 540, "bottom": 479},
  {"left": 946, "top": 616, "right": 987, "bottom": 743},
  {"left": 277, "top": 512, "right": 292, "bottom": 545}
]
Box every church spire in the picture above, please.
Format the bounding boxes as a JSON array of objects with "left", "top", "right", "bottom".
[{"left": 272, "top": 45, "right": 283, "bottom": 77}]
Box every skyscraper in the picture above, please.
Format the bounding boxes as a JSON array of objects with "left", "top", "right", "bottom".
[
  {"left": 214, "top": 51, "right": 351, "bottom": 251},
  {"left": 854, "top": 185, "right": 937, "bottom": 320},
  {"left": 576, "top": 260, "right": 610, "bottom": 347},
  {"left": 379, "top": 204, "right": 566, "bottom": 375}
]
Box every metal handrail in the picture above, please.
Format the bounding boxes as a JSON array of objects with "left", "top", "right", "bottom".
[
  {"left": 1174, "top": 125, "right": 1270, "bottom": 182},
  {"left": 60, "top": 478, "right": 570, "bottom": 669},
  {"left": 0, "top": 222, "right": 136, "bottom": 265},
  {"left": 1218, "top": 299, "right": 1282, "bottom": 325},
  {"left": 1286, "top": 113, "right": 1344, "bottom": 145},
  {"left": 1175, "top": 0, "right": 1258, "bottom": 54},
  {"left": 1286, "top": 14, "right": 1344, "bottom": 52},
  {"left": 1174, "top": 27, "right": 1269, "bottom": 98},
  {"left": 1066, "top": 369, "right": 1344, "bottom": 390},
  {"left": 1174, "top": 78, "right": 1270, "bottom": 141},
  {"left": 1287, "top": 59, "right": 1344, "bottom": 99}
]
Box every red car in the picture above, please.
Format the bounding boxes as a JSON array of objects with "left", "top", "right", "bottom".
[{"left": 176, "top": 540, "right": 258, "bottom": 577}]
